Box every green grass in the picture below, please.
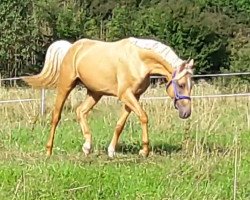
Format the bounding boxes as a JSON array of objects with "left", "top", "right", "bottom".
[{"left": 0, "top": 85, "right": 250, "bottom": 199}]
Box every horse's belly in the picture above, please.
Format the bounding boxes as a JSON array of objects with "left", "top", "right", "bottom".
[{"left": 78, "top": 72, "right": 118, "bottom": 96}]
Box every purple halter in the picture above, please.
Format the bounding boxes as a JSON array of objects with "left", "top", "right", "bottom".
[{"left": 166, "top": 70, "right": 191, "bottom": 109}]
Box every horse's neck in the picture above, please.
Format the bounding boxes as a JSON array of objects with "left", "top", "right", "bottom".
[
  {"left": 129, "top": 37, "right": 184, "bottom": 69},
  {"left": 136, "top": 46, "right": 173, "bottom": 80}
]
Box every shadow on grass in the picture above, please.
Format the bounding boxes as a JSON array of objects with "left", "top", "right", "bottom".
[{"left": 116, "top": 142, "right": 182, "bottom": 156}]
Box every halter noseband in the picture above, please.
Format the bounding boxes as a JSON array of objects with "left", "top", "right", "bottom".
[{"left": 166, "top": 70, "right": 191, "bottom": 109}]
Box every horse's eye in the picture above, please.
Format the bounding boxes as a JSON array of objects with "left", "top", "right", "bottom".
[{"left": 179, "top": 84, "right": 185, "bottom": 89}]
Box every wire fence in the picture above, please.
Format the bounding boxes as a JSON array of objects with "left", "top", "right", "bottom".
[
  {"left": 150, "top": 71, "right": 250, "bottom": 79},
  {"left": 1, "top": 72, "right": 250, "bottom": 115},
  {"left": 0, "top": 76, "right": 46, "bottom": 115},
  {"left": 141, "top": 93, "right": 250, "bottom": 100}
]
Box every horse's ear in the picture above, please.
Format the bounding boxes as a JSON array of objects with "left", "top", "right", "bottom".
[
  {"left": 178, "top": 62, "right": 186, "bottom": 72},
  {"left": 187, "top": 59, "right": 194, "bottom": 68},
  {"left": 174, "top": 63, "right": 187, "bottom": 80}
]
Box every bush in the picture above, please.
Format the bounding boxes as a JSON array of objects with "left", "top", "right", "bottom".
[{"left": 0, "top": 0, "right": 249, "bottom": 79}]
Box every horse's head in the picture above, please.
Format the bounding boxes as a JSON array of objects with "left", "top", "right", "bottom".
[{"left": 166, "top": 59, "right": 194, "bottom": 119}]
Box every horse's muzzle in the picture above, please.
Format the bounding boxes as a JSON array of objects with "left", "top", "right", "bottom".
[
  {"left": 176, "top": 101, "right": 191, "bottom": 119},
  {"left": 179, "top": 109, "right": 191, "bottom": 119}
]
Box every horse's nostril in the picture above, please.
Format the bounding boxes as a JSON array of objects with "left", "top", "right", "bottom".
[
  {"left": 184, "top": 111, "right": 191, "bottom": 118},
  {"left": 179, "top": 110, "right": 191, "bottom": 119},
  {"left": 183, "top": 112, "right": 188, "bottom": 118}
]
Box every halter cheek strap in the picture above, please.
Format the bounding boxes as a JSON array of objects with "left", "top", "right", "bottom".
[{"left": 166, "top": 71, "right": 191, "bottom": 109}]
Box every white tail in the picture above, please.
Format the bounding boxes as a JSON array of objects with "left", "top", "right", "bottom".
[{"left": 22, "top": 40, "right": 72, "bottom": 88}]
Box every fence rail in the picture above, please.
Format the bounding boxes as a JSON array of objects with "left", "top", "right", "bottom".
[
  {"left": 141, "top": 93, "right": 250, "bottom": 100},
  {"left": 2, "top": 72, "right": 250, "bottom": 81},
  {"left": 150, "top": 71, "right": 250, "bottom": 79},
  {"left": 1, "top": 72, "right": 250, "bottom": 115},
  {"left": 0, "top": 77, "right": 24, "bottom": 81},
  {"left": 0, "top": 98, "right": 38, "bottom": 104}
]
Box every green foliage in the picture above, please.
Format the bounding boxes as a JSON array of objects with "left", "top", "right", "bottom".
[
  {"left": 106, "top": 5, "right": 134, "bottom": 40},
  {"left": 221, "top": 32, "right": 250, "bottom": 83},
  {"left": 0, "top": 0, "right": 249, "bottom": 78},
  {"left": 155, "top": 2, "right": 229, "bottom": 74},
  {"left": 0, "top": 1, "right": 39, "bottom": 77}
]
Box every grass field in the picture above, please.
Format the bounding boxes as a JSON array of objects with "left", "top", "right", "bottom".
[{"left": 0, "top": 82, "right": 250, "bottom": 199}]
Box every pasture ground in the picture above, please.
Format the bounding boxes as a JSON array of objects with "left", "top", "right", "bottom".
[{"left": 0, "top": 83, "right": 250, "bottom": 199}]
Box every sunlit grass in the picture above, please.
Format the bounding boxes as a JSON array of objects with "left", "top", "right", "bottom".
[{"left": 0, "top": 81, "right": 250, "bottom": 199}]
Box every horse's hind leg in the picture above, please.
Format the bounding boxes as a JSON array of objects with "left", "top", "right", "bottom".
[
  {"left": 46, "top": 73, "right": 76, "bottom": 156},
  {"left": 108, "top": 105, "right": 131, "bottom": 158},
  {"left": 46, "top": 83, "right": 75, "bottom": 156},
  {"left": 76, "top": 91, "right": 102, "bottom": 155}
]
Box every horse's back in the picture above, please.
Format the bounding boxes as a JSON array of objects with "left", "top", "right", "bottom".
[{"left": 62, "top": 38, "right": 147, "bottom": 97}]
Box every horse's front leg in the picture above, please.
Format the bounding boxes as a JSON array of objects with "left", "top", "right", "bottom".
[
  {"left": 76, "top": 91, "right": 102, "bottom": 155},
  {"left": 121, "top": 90, "right": 149, "bottom": 157},
  {"left": 108, "top": 105, "right": 131, "bottom": 158}
]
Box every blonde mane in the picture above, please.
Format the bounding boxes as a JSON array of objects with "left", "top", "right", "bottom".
[{"left": 129, "top": 37, "right": 184, "bottom": 68}]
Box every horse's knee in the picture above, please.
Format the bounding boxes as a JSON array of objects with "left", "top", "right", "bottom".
[
  {"left": 76, "top": 105, "right": 88, "bottom": 121},
  {"left": 76, "top": 106, "right": 81, "bottom": 121},
  {"left": 140, "top": 112, "right": 148, "bottom": 124},
  {"left": 51, "top": 111, "right": 61, "bottom": 125}
]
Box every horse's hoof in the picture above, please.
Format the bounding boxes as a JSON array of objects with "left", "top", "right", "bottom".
[
  {"left": 108, "top": 146, "right": 116, "bottom": 158},
  {"left": 82, "top": 148, "right": 90, "bottom": 156},
  {"left": 46, "top": 151, "right": 52, "bottom": 157},
  {"left": 139, "top": 149, "right": 149, "bottom": 157},
  {"left": 82, "top": 143, "right": 91, "bottom": 156}
]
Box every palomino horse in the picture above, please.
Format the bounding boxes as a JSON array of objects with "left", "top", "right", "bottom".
[{"left": 22, "top": 37, "right": 195, "bottom": 158}]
